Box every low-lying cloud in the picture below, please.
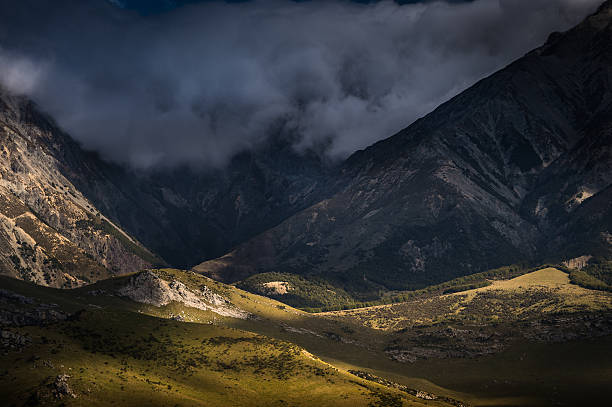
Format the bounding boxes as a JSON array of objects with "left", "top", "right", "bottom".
[{"left": 0, "top": 0, "right": 602, "bottom": 168}]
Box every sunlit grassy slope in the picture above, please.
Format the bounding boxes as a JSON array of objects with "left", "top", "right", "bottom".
[
  {"left": 324, "top": 267, "right": 612, "bottom": 330},
  {"left": 0, "top": 272, "right": 452, "bottom": 407},
  {"left": 2, "top": 267, "right": 612, "bottom": 406},
  {"left": 320, "top": 267, "right": 612, "bottom": 406},
  {"left": 2, "top": 311, "right": 447, "bottom": 407}
]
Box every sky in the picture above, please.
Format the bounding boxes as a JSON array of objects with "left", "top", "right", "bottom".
[
  {"left": 106, "top": 0, "right": 475, "bottom": 15},
  {"left": 0, "top": 0, "right": 603, "bottom": 169}
]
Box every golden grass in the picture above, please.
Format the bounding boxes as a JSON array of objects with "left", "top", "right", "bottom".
[{"left": 2, "top": 267, "right": 612, "bottom": 407}]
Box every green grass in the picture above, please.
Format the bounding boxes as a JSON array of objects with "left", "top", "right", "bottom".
[
  {"left": 0, "top": 311, "right": 425, "bottom": 407},
  {"left": 568, "top": 257, "right": 612, "bottom": 292},
  {"left": 0, "top": 271, "right": 443, "bottom": 406},
  {"left": 234, "top": 262, "right": 612, "bottom": 314},
  {"left": 570, "top": 269, "right": 611, "bottom": 291},
  {"left": 286, "top": 264, "right": 533, "bottom": 312},
  {"left": 2, "top": 266, "right": 612, "bottom": 407},
  {"left": 237, "top": 272, "right": 356, "bottom": 309}
]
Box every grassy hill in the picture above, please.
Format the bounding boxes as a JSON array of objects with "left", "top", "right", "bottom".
[
  {"left": 1, "top": 267, "right": 612, "bottom": 406},
  {"left": 235, "top": 264, "right": 542, "bottom": 312},
  {"left": 2, "top": 310, "right": 436, "bottom": 407},
  {"left": 0, "top": 273, "right": 453, "bottom": 407}
]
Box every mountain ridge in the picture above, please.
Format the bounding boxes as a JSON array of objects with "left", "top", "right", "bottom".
[
  {"left": 1, "top": 1, "right": 611, "bottom": 296},
  {"left": 195, "top": 1, "right": 612, "bottom": 294},
  {"left": 0, "top": 90, "right": 157, "bottom": 287}
]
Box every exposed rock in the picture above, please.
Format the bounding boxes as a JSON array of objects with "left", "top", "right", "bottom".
[
  {"left": 115, "top": 271, "right": 250, "bottom": 319},
  {"left": 279, "top": 323, "right": 323, "bottom": 338},
  {"left": 0, "top": 289, "right": 34, "bottom": 304},
  {"left": 562, "top": 255, "right": 593, "bottom": 270},
  {"left": 53, "top": 374, "right": 76, "bottom": 399},
  {"left": 0, "top": 329, "right": 30, "bottom": 350},
  {"left": 262, "top": 281, "right": 292, "bottom": 295},
  {"left": 385, "top": 313, "right": 612, "bottom": 365},
  {"left": 521, "top": 314, "right": 612, "bottom": 342},
  {"left": 386, "top": 343, "right": 502, "bottom": 364},
  {"left": 0, "top": 91, "right": 156, "bottom": 287},
  {"left": 0, "top": 308, "right": 68, "bottom": 327},
  {"left": 0, "top": 288, "right": 69, "bottom": 327}
]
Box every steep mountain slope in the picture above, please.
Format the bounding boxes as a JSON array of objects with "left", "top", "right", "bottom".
[
  {"left": 0, "top": 1, "right": 331, "bottom": 271},
  {"left": 520, "top": 20, "right": 612, "bottom": 255},
  {"left": 69, "top": 133, "right": 330, "bottom": 268},
  {"left": 3, "top": 1, "right": 610, "bottom": 292},
  {"left": 0, "top": 91, "right": 157, "bottom": 287},
  {"left": 196, "top": 2, "right": 612, "bottom": 294},
  {"left": 0, "top": 85, "right": 329, "bottom": 279}
]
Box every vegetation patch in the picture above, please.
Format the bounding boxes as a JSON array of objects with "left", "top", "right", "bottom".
[
  {"left": 238, "top": 272, "right": 356, "bottom": 310},
  {"left": 0, "top": 308, "right": 416, "bottom": 407},
  {"left": 237, "top": 265, "right": 576, "bottom": 313},
  {"left": 569, "top": 258, "right": 612, "bottom": 292},
  {"left": 349, "top": 370, "right": 468, "bottom": 407}
]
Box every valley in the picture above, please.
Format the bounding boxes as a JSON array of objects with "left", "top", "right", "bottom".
[
  {"left": 1, "top": 1, "right": 612, "bottom": 406},
  {"left": 1, "top": 266, "right": 611, "bottom": 406}
]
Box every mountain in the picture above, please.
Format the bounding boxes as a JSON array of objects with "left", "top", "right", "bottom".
[
  {"left": 2, "top": 3, "right": 612, "bottom": 406},
  {"left": 0, "top": 89, "right": 330, "bottom": 286},
  {"left": 195, "top": 1, "right": 612, "bottom": 295},
  {"left": 520, "top": 7, "right": 612, "bottom": 258},
  {"left": 0, "top": 91, "right": 158, "bottom": 287},
  {"left": 68, "top": 133, "right": 330, "bottom": 268},
  {"left": 2, "top": 1, "right": 611, "bottom": 295}
]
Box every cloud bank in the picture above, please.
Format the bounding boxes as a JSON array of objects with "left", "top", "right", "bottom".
[{"left": 0, "top": 0, "right": 602, "bottom": 168}]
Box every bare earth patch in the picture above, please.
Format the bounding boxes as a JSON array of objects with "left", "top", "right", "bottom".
[{"left": 262, "top": 281, "right": 292, "bottom": 295}]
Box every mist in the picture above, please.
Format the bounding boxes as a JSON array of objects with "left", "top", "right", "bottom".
[{"left": 0, "top": 0, "right": 602, "bottom": 169}]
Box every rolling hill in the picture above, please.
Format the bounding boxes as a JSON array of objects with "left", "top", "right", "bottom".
[{"left": 1, "top": 266, "right": 611, "bottom": 406}]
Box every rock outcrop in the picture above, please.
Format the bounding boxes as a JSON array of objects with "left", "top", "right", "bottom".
[
  {"left": 0, "top": 329, "right": 30, "bottom": 351},
  {"left": 115, "top": 271, "right": 250, "bottom": 319},
  {"left": 0, "top": 288, "right": 68, "bottom": 326},
  {"left": 52, "top": 374, "right": 77, "bottom": 399}
]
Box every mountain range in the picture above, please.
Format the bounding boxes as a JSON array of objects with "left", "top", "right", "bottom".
[
  {"left": 1, "top": 2, "right": 612, "bottom": 406},
  {"left": 0, "top": 1, "right": 611, "bottom": 301},
  {"left": 195, "top": 1, "right": 612, "bottom": 294}
]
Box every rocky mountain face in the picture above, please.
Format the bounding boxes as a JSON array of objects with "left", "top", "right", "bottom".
[
  {"left": 0, "top": 91, "right": 156, "bottom": 287},
  {"left": 520, "top": 5, "right": 612, "bottom": 258},
  {"left": 68, "top": 133, "right": 330, "bottom": 268},
  {"left": 2, "top": 2, "right": 611, "bottom": 294},
  {"left": 196, "top": 2, "right": 612, "bottom": 295},
  {"left": 0, "top": 85, "right": 329, "bottom": 286}
]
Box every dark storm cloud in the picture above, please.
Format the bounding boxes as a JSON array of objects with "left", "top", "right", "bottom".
[{"left": 0, "top": 0, "right": 602, "bottom": 168}]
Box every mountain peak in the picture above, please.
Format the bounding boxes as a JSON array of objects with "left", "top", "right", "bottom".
[
  {"left": 597, "top": 0, "right": 612, "bottom": 13},
  {"left": 195, "top": 1, "right": 612, "bottom": 293}
]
